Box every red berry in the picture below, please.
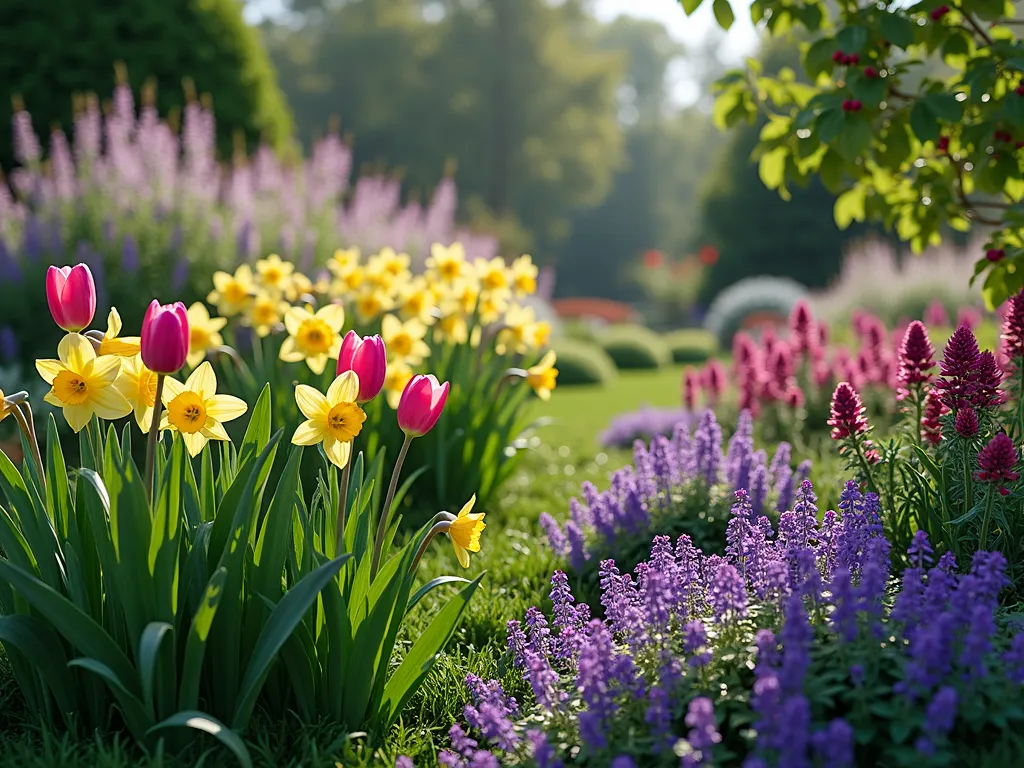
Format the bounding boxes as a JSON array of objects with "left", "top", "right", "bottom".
[
  {"left": 1016, "top": 85, "right": 1024, "bottom": 96},
  {"left": 930, "top": 5, "right": 950, "bottom": 20},
  {"left": 833, "top": 50, "right": 845, "bottom": 63},
  {"left": 848, "top": 54, "right": 860, "bottom": 65},
  {"left": 864, "top": 66, "right": 879, "bottom": 78},
  {"left": 1016, "top": 141, "right": 1024, "bottom": 149},
  {"left": 938, "top": 136, "right": 950, "bottom": 152},
  {"left": 842, "top": 99, "right": 853, "bottom": 111},
  {"left": 850, "top": 99, "right": 863, "bottom": 111},
  {"left": 987, "top": 248, "right": 1006, "bottom": 262}
]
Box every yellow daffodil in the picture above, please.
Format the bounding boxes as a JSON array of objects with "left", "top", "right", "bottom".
[
  {"left": 527, "top": 350, "right": 558, "bottom": 401},
  {"left": 246, "top": 294, "right": 289, "bottom": 337},
  {"left": 114, "top": 355, "right": 160, "bottom": 431},
  {"left": 376, "top": 247, "right": 411, "bottom": 279},
  {"left": 362, "top": 262, "right": 395, "bottom": 293},
  {"left": 426, "top": 242, "right": 467, "bottom": 282},
  {"left": 478, "top": 292, "right": 508, "bottom": 325},
  {"left": 280, "top": 303, "right": 345, "bottom": 374},
  {"left": 208, "top": 265, "right": 255, "bottom": 317},
  {"left": 496, "top": 304, "right": 536, "bottom": 355},
  {"left": 452, "top": 279, "right": 481, "bottom": 316},
  {"left": 397, "top": 277, "right": 438, "bottom": 325},
  {"left": 255, "top": 254, "right": 294, "bottom": 296},
  {"left": 286, "top": 272, "right": 315, "bottom": 303},
  {"left": 435, "top": 313, "right": 469, "bottom": 346},
  {"left": 511, "top": 254, "right": 538, "bottom": 297},
  {"left": 186, "top": 303, "right": 227, "bottom": 369},
  {"left": 0, "top": 389, "right": 11, "bottom": 424},
  {"left": 384, "top": 360, "right": 414, "bottom": 409},
  {"left": 328, "top": 247, "right": 360, "bottom": 276},
  {"left": 381, "top": 314, "right": 430, "bottom": 366},
  {"left": 161, "top": 362, "right": 247, "bottom": 457},
  {"left": 354, "top": 288, "right": 391, "bottom": 325},
  {"left": 332, "top": 266, "right": 365, "bottom": 296},
  {"left": 447, "top": 494, "right": 485, "bottom": 568},
  {"left": 290, "top": 371, "right": 366, "bottom": 469},
  {"left": 476, "top": 256, "right": 510, "bottom": 293},
  {"left": 97, "top": 307, "right": 141, "bottom": 357},
  {"left": 529, "top": 321, "right": 552, "bottom": 350},
  {"left": 36, "top": 334, "right": 132, "bottom": 432}
]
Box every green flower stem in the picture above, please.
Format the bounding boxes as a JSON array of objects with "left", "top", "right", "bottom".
[
  {"left": 961, "top": 436, "right": 973, "bottom": 525},
  {"left": 409, "top": 514, "right": 455, "bottom": 573},
  {"left": 144, "top": 374, "right": 166, "bottom": 504},
  {"left": 10, "top": 398, "right": 44, "bottom": 489},
  {"left": 978, "top": 485, "right": 997, "bottom": 552},
  {"left": 371, "top": 434, "right": 412, "bottom": 578},
  {"left": 336, "top": 458, "right": 351, "bottom": 556}
]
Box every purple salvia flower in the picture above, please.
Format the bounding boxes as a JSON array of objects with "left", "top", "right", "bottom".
[
  {"left": 924, "top": 685, "right": 958, "bottom": 738},
  {"left": 693, "top": 410, "right": 723, "bottom": 488},
  {"left": 830, "top": 567, "right": 858, "bottom": 642},
  {"left": 795, "top": 459, "right": 812, "bottom": 486},
  {"left": 581, "top": 480, "right": 600, "bottom": 510},
  {"left": 576, "top": 621, "right": 637, "bottom": 749},
  {"left": 958, "top": 604, "right": 996, "bottom": 681},
  {"left": 539, "top": 513, "right": 567, "bottom": 556},
  {"left": 1003, "top": 632, "right": 1024, "bottom": 684},
  {"left": 645, "top": 686, "right": 673, "bottom": 753},
  {"left": 780, "top": 594, "right": 812, "bottom": 695},
  {"left": 672, "top": 420, "right": 697, "bottom": 480},
  {"left": 507, "top": 620, "right": 528, "bottom": 668},
  {"left": 447, "top": 723, "right": 479, "bottom": 758},
  {"left": 610, "top": 758, "right": 636, "bottom": 768},
  {"left": 768, "top": 442, "right": 792, "bottom": 486},
  {"left": 776, "top": 694, "right": 812, "bottom": 768},
  {"left": 171, "top": 257, "right": 190, "bottom": 293},
  {"left": 811, "top": 719, "right": 855, "bottom": 768},
  {"left": 901, "top": 611, "right": 958, "bottom": 696},
  {"left": 683, "top": 697, "right": 721, "bottom": 765},
  {"left": 524, "top": 607, "right": 552, "bottom": 657},
  {"left": 396, "top": 758, "right": 414, "bottom": 768},
  {"left": 749, "top": 461, "right": 768, "bottom": 519},
  {"left": 565, "top": 520, "right": 587, "bottom": 570},
  {"left": 0, "top": 326, "right": 17, "bottom": 362},
  {"left": 121, "top": 233, "right": 139, "bottom": 272},
  {"left": 569, "top": 496, "right": 591, "bottom": 529},
  {"left": 775, "top": 463, "right": 794, "bottom": 513},
  {"left": 525, "top": 650, "right": 562, "bottom": 710},
  {"left": 708, "top": 563, "right": 747, "bottom": 621},
  {"left": 725, "top": 409, "right": 755, "bottom": 490},
  {"left": 527, "top": 730, "right": 562, "bottom": 768},
  {"left": 632, "top": 439, "right": 658, "bottom": 500},
  {"left": 684, "top": 620, "right": 712, "bottom": 667},
  {"left": 650, "top": 434, "right": 680, "bottom": 495}
]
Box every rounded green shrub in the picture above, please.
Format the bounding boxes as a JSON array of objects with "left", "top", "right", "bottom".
[
  {"left": 0, "top": 0, "right": 293, "bottom": 169},
  {"left": 704, "top": 276, "right": 809, "bottom": 348},
  {"left": 551, "top": 338, "right": 618, "bottom": 386},
  {"left": 598, "top": 324, "right": 671, "bottom": 370},
  {"left": 663, "top": 328, "right": 718, "bottom": 364}
]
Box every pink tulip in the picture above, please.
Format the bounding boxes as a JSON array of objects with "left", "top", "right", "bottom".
[
  {"left": 397, "top": 374, "right": 449, "bottom": 437},
  {"left": 336, "top": 331, "right": 387, "bottom": 403},
  {"left": 141, "top": 300, "right": 189, "bottom": 374},
  {"left": 46, "top": 264, "right": 96, "bottom": 332}
]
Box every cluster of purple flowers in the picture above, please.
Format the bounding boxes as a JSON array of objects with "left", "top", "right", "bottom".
[
  {"left": 599, "top": 406, "right": 696, "bottom": 449},
  {"left": 541, "top": 409, "right": 808, "bottom": 568},
  {"left": 442, "top": 478, "right": 1024, "bottom": 767}
]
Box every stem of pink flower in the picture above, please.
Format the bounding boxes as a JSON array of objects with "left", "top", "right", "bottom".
[
  {"left": 371, "top": 434, "right": 412, "bottom": 579},
  {"left": 144, "top": 374, "right": 165, "bottom": 504},
  {"left": 961, "top": 437, "right": 973, "bottom": 524}
]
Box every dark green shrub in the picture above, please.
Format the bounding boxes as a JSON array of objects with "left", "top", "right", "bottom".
[
  {"left": 663, "top": 328, "right": 717, "bottom": 363},
  {"left": 0, "top": 0, "right": 293, "bottom": 169},
  {"left": 551, "top": 338, "right": 617, "bottom": 385},
  {"left": 599, "top": 323, "right": 670, "bottom": 370}
]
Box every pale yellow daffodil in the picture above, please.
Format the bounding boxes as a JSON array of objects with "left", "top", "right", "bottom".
[
  {"left": 290, "top": 371, "right": 366, "bottom": 469},
  {"left": 208, "top": 265, "right": 255, "bottom": 317},
  {"left": 36, "top": 334, "right": 132, "bottom": 432},
  {"left": 527, "top": 350, "right": 558, "bottom": 401},
  {"left": 186, "top": 303, "right": 227, "bottom": 369},
  {"left": 381, "top": 314, "right": 430, "bottom": 366},
  {"left": 114, "top": 355, "right": 161, "bottom": 431},
  {"left": 161, "top": 362, "right": 247, "bottom": 457},
  {"left": 97, "top": 307, "right": 141, "bottom": 357},
  {"left": 280, "top": 303, "right": 345, "bottom": 374},
  {"left": 447, "top": 494, "right": 485, "bottom": 568}
]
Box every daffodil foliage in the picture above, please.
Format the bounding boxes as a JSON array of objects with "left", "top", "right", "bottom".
[
  {"left": 0, "top": 386, "right": 480, "bottom": 764},
  {"left": 683, "top": 0, "right": 1024, "bottom": 307}
]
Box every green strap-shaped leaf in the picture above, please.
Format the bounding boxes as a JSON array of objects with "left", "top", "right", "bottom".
[
  {"left": 178, "top": 567, "right": 227, "bottom": 712},
  {"left": 232, "top": 554, "right": 350, "bottom": 729},
  {"left": 138, "top": 622, "right": 173, "bottom": 719},
  {"left": 407, "top": 576, "right": 472, "bottom": 612},
  {"left": 238, "top": 384, "right": 272, "bottom": 470},
  {"left": 0, "top": 614, "right": 77, "bottom": 724},
  {"left": 252, "top": 446, "right": 302, "bottom": 599},
  {"left": 378, "top": 574, "right": 483, "bottom": 728},
  {"left": 147, "top": 710, "right": 252, "bottom": 768},
  {"left": 68, "top": 657, "right": 151, "bottom": 743},
  {"left": 0, "top": 559, "right": 139, "bottom": 694}
]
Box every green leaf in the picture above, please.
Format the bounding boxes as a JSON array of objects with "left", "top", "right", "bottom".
[
  {"left": 148, "top": 711, "right": 252, "bottom": 768},
  {"left": 819, "top": 149, "right": 845, "bottom": 193},
  {"left": 835, "top": 25, "right": 868, "bottom": 53},
  {"left": 1005, "top": 95, "right": 1024, "bottom": 127},
  {"left": 68, "top": 657, "right": 151, "bottom": 742},
  {"left": 758, "top": 147, "right": 787, "bottom": 189},
  {"left": 909, "top": 101, "right": 940, "bottom": 143},
  {"left": 408, "top": 576, "right": 472, "bottom": 611},
  {"left": 179, "top": 567, "right": 227, "bottom": 712},
  {"left": 834, "top": 186, "right": 866, "bottom": 229},
  {"left": 712, "top": 0, "right": 734, "bottom": 30},
  {"left": 378, "top": 574, "right": 483, "bottom": 728},
  {"left": 139, "top": 622, "right": 173, "bottom": 718},
  {"left": 252, "top": 446, "right": 302, "bottom": 599},
  {"left": 816, "top": 109, "right": 846, "bottom": 144},
  {"left": 879, "top": 121, "right": 912, "bottom": 167},
  {"left": 804, "top": 38, "right": 835, "bottom": 80},
  {"left": 923, "top": 93, "right": 964, "bottom": 122},
  {"left": 878, "top": 11, "right": 916, "bottom": 48},
  {"left": 680, "top": 0, "right": 703, "bottom": 15},
  {"left": 837, "top": 116, "right": 872, "bottom": 160},
  {"left": 238, "top": 384, "right": 272, "bottom": 470},
  {"left": 0, "top": 615, "right": 77, "bottom": 724},
  {"left": 232, "top": 554, "right": 350, "bottom": 729}
]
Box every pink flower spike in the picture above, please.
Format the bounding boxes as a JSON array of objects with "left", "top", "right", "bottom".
[{"left": 46, "top": 263, "right": 96, "bottom": 332}]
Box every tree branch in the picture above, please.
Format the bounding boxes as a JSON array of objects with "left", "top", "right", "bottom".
[{"left": 962, "top": 13, "right": 995, "bottom": 47}]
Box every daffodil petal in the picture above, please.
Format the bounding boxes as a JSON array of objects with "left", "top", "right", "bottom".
[
  {"left": 324, "top": 437, "right": 351, "bottom": 470},
  {"left": 36, "top": 359, "right": 63, "bottom": 385},
  {"left": 90, "top": 386, "right": 133, "bottom": 421},
  {"left": 105, "top": 307, "right": 123, "bottom": 339},
  {"left": 295, "top": 385, "right": 330, "bottom": 421},
  {"left": 161, "top": 376, "right": 185, "bottom": 404},
  {"left": 317, "top": 302, "right": 346, "bottom": 331},
  {"left": 89, "top": 355, "right": 122, "bottom": 387},
  {"left": 326, "top": 371, "right": 359, "bottom": 404},
  {"left": 201, "top": 421, "right": 231, "bottom": 441},
  {"left": 279, "top": 337, "right": 304, "bottom": 363},
  {"left": 58, "top": 333, "right": 96, "bottom": 372},
  {"left": 291, "top": 420, "right": 324, "bottom": 446},
  {"left": 186, "top": 362, "right": 217, "bottom": 399},
  {"left": 284, "top": 307, "right": 310, "bottom": 337},
  {"left": 205, "top": 394, "right": 247, "bottom": 423},
  {"left": 43, "top": 390, "right": 63, "bottom": 408},
  {"left": 452, "top": 540, "right": 470, "bottom": 569},
  {"left": 181, "top": 431, "right": 208, "bottom": 457},
  {"left": 457, "top": 494, "right": 477, "bottom": 519},
  {"left": 306, "top": 354, "right": 327, "bottom": 375},
  {"left": 63, "top": 404, "right": 93, "bottom": 433}
]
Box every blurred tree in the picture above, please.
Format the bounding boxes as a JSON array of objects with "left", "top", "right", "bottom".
[
  {"left": 0, "top": 0, "right": 293, "bottom": 170},
  {"left": 266, "top": 0, "right": 624, "bottom": 258}
]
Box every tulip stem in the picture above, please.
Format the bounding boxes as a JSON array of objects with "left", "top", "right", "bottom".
[
  {"left": 371, "top": 434, "right": 412, "bottom": 578},
  {"left": 145, "top": 374, "right": 165, "bottom": 504},
  {"left": 336, "top": 459, "right": 351, "bottom": 556}
]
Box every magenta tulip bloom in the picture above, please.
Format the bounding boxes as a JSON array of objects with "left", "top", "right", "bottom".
[
  {"left": 336, "top": 330, "right": 387, "bottom": 403},
  {"left": 46, "top": 264, "right": 96, "bottom": 332},
  {"left": 397, "top": 374, "right": 449, "bottom": 437},
  {"left": 141, "top": 300, "right": 189, "bottom": 374}
]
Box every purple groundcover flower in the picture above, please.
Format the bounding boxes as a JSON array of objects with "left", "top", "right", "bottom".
[{"left": 600, "top": 407, "right": 696, "bottom": 449}]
